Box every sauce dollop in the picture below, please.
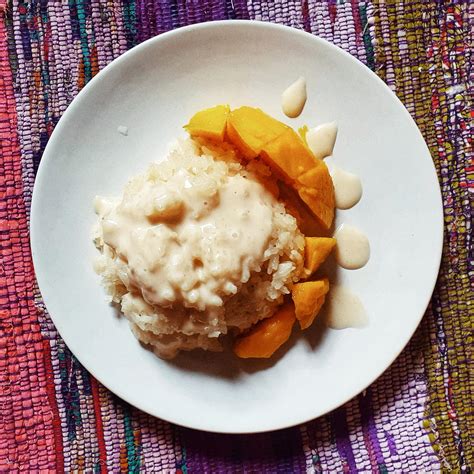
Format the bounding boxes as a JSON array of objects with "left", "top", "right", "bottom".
[
  {"left": 306, "top": 122, "right": 338, "bottom": 159},
  {"left": 331, "top": 166, "right": 363, "bottom": 209},
  {"left": 334, "top": 224, "right": 370, "bottom": 270},
  {"left": 324, "top": 285, "right": 368, "bottom": 329},
  {"left": 281, "top": 77, "right": 307, "bottom": 118}
]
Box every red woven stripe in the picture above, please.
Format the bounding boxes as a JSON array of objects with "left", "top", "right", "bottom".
[
  {"left": 42, "top": 340, "right": 65, "bottom": 472},
  {"left": 91, "top": 378, "right": 108, "bottom": 472},
  {"left": 0, "top": 15, "right": 57, "bottom": 471}
]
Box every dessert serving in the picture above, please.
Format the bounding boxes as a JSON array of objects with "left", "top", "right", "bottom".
[{"left": 93, "top": 104, "right": 366, "bottom": 360}]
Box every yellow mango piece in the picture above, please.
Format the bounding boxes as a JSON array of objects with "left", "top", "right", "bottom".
[
  {"left": 226, "top": 106, "right": 289, "bottom": 159},
  {"left": 260, "top": 128, "right": 317, "bottom": 183},
  {"left": 184, "top": 105, "right": 230, "bottom": 141},
  {"left": 304, "top": 237, "right": 336, "bottom": 274},
  {"left": 296, "top": 161, "right": 334, "bottom": 191},
  {"left": 278, "top": 183, "right": 329, "bottom": 237},
  {"left": 297, "top": 188, "right": 334, "bottom": 231},
  {"left": 260, "top": 128, "right": 335, "bottom": 231},
  {"left": 299, "top": 295, "right": 326, "bottom": 330},
  {"left": 234, "top": 302, "right": 296, "bottom": 359},
  {"left": 292, "top": 279, "right": 329, "bottom": 329},
  {"left": 295, "top": 162, "right": 335, "bottom": 230}
]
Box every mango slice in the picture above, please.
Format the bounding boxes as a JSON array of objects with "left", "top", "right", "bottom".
[
  {"left": 304, "top": 237, "right": 336, "bottom": 274},
  {"left": 278, "top": 183, "right": 328, "bottom": 236},
  {"left": 234, "top": 302, "right": 296, "bottom": 358},
  {"left": 226, "top": 106, "right": 289, "bottom": 159},
  {"left": 299, "top": 295, "right": 326, "bottom": 330},
  {"left": 292, "top": 278, "right": 329, "bottom": 329},
  {"left": 184, "top": 105, "right": 230, "bottom": 141},
  {"left": 295, "top": 162, "right": 335, "bottom": 230},
  {"left": 260, "top": 127, "right": 334, "bottom": 231},
  {"left": 260, "top": 128, "right": 317, "bottom": 183}
]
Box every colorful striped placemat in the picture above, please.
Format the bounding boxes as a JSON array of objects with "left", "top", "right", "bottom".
[{"left": 0, "top": 1, "right": 472, "bottom": 471}]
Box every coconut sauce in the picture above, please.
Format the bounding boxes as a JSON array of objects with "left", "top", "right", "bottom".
[{"left": 281, "top": 77, "right": 307, "bottom": 118}]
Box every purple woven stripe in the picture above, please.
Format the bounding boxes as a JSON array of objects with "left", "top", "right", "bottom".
[
  {"left": 358, "top": 388, "right": 385, "bottom": 469},
  {"left": 330, "top": 408, "right": 357, "bottom": 472},
  {"left": 181, "top": 427, "right": 307, "bottom": 472},
  {"left": 135, "top": 0, "right": 249, "bottom": 42}
]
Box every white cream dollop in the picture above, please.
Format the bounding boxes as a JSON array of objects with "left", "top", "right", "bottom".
[
  {"left": 324, "top": 284, "right": 368, "bottom": 329},
  {"left": 281, "top": 77, "right": 307, "bottom": 118},
  {"left": 306, "top": 122, "right": 338, "bottom": 159},
  {"left": 330, "top": 166, "right": 363, "bottom": 209},
  {"left": 334, "top": 224, "right": 370, "bottom": 270}
]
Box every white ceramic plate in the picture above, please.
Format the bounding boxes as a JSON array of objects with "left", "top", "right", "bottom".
[{"left": 31, "top": 21, "right": 443, "bottom": 433}]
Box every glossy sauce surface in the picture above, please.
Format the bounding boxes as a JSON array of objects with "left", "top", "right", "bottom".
[{"left": 95, "top": 166, "right": 275, "bottom": 311}]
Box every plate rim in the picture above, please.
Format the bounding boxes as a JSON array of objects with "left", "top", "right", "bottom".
[{"left": 30, "top": 19, "right": 444, "bottom": 433}]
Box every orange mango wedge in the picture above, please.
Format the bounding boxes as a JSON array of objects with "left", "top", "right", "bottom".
[
  {"left": 184, "top": 104, "right": 230, "bottom": 141},
  {"left": 292, "top": 278, "right": 329, "bottom": 329},
  {"left": 226, "top": 106, "right": 289, "bottom": 159},
  {"left": 233, "top": 302, "right": 296, "bottom": 358},
  {"left": 260, "top": 128, "right": 335, "bottom": 230},
  {"left": 260, "top": 128, "right": 317, "bottom": 183},
  {"left": 294, "top": 162, "right": 335, "bottom": 230},
  {"left": 278, "top": 183, "right": 328, "bottom": 236},
  {"left": 304, "top": 237, "right": 337, "bottom": 275}
]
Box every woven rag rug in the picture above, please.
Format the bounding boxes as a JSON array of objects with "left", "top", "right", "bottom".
[{"left": 0, "top": 0, "right": 472, "bottom": 472}]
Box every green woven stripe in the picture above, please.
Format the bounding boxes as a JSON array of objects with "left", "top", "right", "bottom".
[{"left": 373, "top": 1, "right": 472, "bottom": 469}]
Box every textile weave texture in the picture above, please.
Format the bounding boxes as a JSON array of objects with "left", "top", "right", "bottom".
[{"left": 0, "top": 0, "right": 472, "bottom": 472}]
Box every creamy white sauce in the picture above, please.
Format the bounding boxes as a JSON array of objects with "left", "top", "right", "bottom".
[
  {"left": 306, "top": 122, "right": 338, "bottom": 159},
  {"left": 330, "top": 166, "right": 362, "bottom": 209},
  {"left": 281, "top": 77, "right": 307, "bottom": 118},
  {"left": 95, "top": 166, "right": 275, "bottom": 311},
  {"left": 334, "top": 224, "right": 370, "bottom": 270},
  {"left": 325, "top": 284, "right": 368, "bottom": 329}
]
